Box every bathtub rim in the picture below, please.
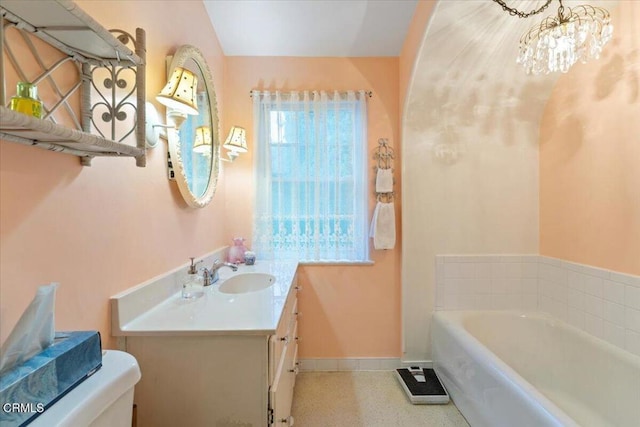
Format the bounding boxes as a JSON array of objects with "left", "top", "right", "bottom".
[{"left": 434, "top": 310, "right": 640, "bottom": 368}]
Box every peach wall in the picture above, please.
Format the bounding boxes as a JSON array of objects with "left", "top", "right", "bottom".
[
  {"left": 399, "top": 0, "right": 436, "bottom": 119},
  {"left": 223, "top": 57, "right": 402, "bottom": 358},
  {"left": 401, "top": 0, "right": 549, "bottom": 361},
  {"left": 0, "top": 1, "right": 227, "bottom": 347},
  {"left": 540, "top": 0, "right": 640, "bottom": 276}
]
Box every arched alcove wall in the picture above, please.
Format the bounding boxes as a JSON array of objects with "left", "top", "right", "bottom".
[{"left": 401, "top": 0, "right": 636, "bottom": 362}]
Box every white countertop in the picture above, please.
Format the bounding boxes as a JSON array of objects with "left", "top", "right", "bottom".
[{"left": 111, "top": 260, "right": 298, "bottom": 336}]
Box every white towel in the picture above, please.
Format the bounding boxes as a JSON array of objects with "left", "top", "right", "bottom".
[
  {"left": 376, "top": 168, "right": 394, "bottom": 193},
  {"left": 369, "top": 201, "right": 396, "bottom": 250}
]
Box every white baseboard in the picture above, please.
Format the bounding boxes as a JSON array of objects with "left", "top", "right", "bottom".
[
  {"left": 398, "top": 360, "right": 433, "bottom": 369},
  {"left": 299, "top": 358, "right": 407, "bottom": 372}
]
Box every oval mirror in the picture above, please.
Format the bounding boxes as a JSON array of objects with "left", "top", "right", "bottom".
[{"left": 165, "top": 45, "right": 220, "bottom": 208}]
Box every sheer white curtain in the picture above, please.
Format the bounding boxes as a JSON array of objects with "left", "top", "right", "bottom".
[{"left": 252, "top": 90, "right": 369, "bottom": 262}]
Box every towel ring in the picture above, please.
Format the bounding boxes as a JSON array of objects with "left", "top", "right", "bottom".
[
  {"left": 374, "top": 138, "right": 394, "bottom": 170},
  {"left": 377, "top": 192, "right": 394, "bottom": 203}
]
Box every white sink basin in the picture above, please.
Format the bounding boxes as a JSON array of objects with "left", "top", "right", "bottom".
[{"left": 218, "top": 273, "right": 276, "bottom": 294}]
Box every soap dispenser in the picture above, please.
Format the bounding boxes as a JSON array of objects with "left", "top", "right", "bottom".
[{"left": 182, "top": 257, "right": 204, "bottom": 299}]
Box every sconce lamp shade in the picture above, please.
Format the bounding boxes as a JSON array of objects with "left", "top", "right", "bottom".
[
  {"left": 193, "top": 126, "right": 212, "bottom": 154},
  {"left": 223, "top": 126, "right": 248, "bottom": 153},
  {"left": 156, "top": 67, "right": 199, "bottom": 115}
]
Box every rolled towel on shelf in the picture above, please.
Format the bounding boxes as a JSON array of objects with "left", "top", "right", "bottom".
[
  {"left": 369, "top": 201, "right": 396, "bottom": 250},
  {"left": 376, "top": 168, "right": 394, "bottom": 193}
]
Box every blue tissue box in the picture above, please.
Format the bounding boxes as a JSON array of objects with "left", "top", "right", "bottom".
[{"left": 0, "top": 331, "right": 102, "bottom": 427}]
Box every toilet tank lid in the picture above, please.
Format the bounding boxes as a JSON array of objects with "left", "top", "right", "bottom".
[{"left": 29, "top": 350, "right": 141, "bottom": 427}]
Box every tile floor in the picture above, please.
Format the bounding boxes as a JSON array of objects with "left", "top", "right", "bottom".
[{"left": 291, "top": 371, "right": 470, "bottom": 426}]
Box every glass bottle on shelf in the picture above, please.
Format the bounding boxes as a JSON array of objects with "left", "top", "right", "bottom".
[{"left": 10, "top": 82, "right": 43, "bottom": 119}]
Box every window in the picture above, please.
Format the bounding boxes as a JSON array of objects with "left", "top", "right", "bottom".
[{"left": 252, "top": 90, "right": 369, "bottom": 262}]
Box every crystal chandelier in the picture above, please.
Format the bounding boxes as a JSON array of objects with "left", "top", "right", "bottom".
[{"left": 493, "top": 0, "right": 614, "bottom": 75}]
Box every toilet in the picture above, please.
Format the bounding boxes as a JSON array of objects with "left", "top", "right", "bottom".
[{"left": 29, "top": 350, "right": 141, "bottom": 427}]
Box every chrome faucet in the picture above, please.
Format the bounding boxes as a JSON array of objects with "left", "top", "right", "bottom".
[{"left": 202, "top": 259, "right": 238, "bottom": 286}]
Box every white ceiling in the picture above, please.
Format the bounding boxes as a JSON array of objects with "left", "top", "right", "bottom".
[{"left": 203, "top": 0, "right": 419, "bottom": 57}]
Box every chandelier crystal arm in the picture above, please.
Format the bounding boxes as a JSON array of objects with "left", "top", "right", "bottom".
[
  {"left": 491, "top": 0, "right": 613, "bottom": 75},
  {"left": 491, "top": 0, "right": 553, "bottom": 19},
  {"left": 556, "top": 0, "right": 568, "bottom": 22}
]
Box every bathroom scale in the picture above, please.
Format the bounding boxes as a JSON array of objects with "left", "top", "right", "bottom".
[{"left": 395, "top": 367, "right": 450, "bottom": 404}]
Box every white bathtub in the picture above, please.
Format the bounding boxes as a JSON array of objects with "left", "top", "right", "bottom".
[{"left": 432, "top": 311, "right": 640, "bottom": 427}]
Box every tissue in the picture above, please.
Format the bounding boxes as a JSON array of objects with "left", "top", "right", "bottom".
[{"left": 0, "top": 283, "right": 58, "bottom": 374}]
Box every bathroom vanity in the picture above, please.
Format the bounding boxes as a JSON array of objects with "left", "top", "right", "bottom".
[{"left": 111, "top": 257, "right": 299, "bottom": 427}]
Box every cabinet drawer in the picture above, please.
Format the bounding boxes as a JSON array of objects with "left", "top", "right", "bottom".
[
  {"left": 270, "top": 335, "right": 286, "bottom": 385},
  {"left": 291, "top": 336, "right": 299, "bottom": 376},
  {"left": 278, "top": 279, "right": 298, "bottom": 332},
  {"left": 287, "top": 298, "right": 298, "bottom": 333},
  {"left": 270, "top": 282, "right": 298, "bottom": 385},
  {"left": 271, "top": 322, "right": 298, "bottom": 426},
  {"left": 269, "top": 271, "right": 300, "bottom": 425}
]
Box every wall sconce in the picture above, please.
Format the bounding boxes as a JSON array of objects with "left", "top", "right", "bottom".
[
  {"left": 222, "top": 126, "right": 248, "bottom": 162},
  {"left": 193, "top": 126, "right": 212, "bottom": 156},
  {"left": 145, "top": 102, "right": 164, "bottom": 148},
  {"left": 147, "top": 67, "right": 201, "bottom": 146},
  {"left": 156, "top": 66, "right": 199, "bottom": 128}
]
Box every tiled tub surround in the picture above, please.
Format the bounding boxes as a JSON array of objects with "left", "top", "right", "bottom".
[
  {"left": 435, "top": 255, "right": 640, "bottom": 357},
  {"left": 436, "top": 255, "right": 540, "bottom": 312}
]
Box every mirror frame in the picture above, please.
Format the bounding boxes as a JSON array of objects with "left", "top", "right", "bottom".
[{"left": 166, "top": 45, "right": 220, "bottom": 208}]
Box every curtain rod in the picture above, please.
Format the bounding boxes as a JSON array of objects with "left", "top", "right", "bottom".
[{"left": 249, "top": 90, "right": 373, "bottom": 98}]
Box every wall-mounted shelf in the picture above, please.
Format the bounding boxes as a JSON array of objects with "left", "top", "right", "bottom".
[
  {"left": 0, "top": 107, "right": 144, "bottom": 165},
  {"left": 0, "top": 0, "right": 146, "bottom": 166}
]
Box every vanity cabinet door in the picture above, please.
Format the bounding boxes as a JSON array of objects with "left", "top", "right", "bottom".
[
  {"left": 270, "top": 289, "right": 297, "bottom": 384},
  {"left": 270, "top": 320, "right": 297, "bottom": 426},
  {"left": 269, "top": 276, "right": 300, "bottom": 425}
]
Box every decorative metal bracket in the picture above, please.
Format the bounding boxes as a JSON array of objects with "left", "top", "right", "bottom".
[{"left": 84, "top": 28, "right": 146, "bottom": 166}]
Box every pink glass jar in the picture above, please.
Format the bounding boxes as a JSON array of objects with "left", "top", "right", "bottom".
[{"left": 227, "top": 237, "right": 248, "bottom": 264}]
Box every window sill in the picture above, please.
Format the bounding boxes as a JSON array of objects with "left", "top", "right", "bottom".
[{"left": 299, "top": 260, "right": 375, "bottom": 266}]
